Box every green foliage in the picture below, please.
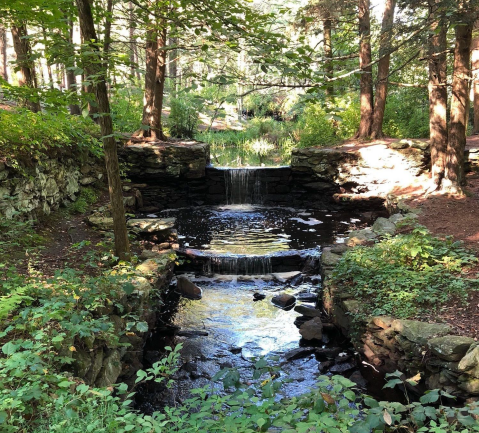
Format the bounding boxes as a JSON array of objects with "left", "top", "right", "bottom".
[
  {"left": 383, "top": 90, "right": 430, "bottom": 138},
  {"left": 168, "top": 95, "right": 201, "bottom": 139},
  {"left": 110, "top": 87, "right": 144, "bottom": 133},
  {"left": 352, "top": 371, "right": 479, "bottom": 433},
  {"left": 297, "top": 103, "right": 339, "bottom": 147},
  {"left": 68, "top": 187, "right": 100, "bottom": 214},
  {"left": 332, "top": 226, "right": 479, "bottom": 319},
  {"left": 0, "top": 109, "right": 102, "bottom": 162},
  {"left": 0, "top": 215, "right": 45, "bottom": 257}
]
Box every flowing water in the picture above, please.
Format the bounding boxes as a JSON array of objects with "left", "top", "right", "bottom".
[{"left": 137, "top": 168, "right": 386, "bottom": 410}]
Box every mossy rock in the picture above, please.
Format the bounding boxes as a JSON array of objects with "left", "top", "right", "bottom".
[
  {"left": 392, "top": 320, "right": 451, "bottom": 346},
  {"left": 428, "top": 336, "right": 475, "bottom": 362}
]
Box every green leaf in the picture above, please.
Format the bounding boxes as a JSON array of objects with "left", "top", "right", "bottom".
[
  {"left": 136, "top": 321, "right": 148, "bottom": 333},
  {"left": 2, "top": 341, "right": 17, "bottom": 355}
]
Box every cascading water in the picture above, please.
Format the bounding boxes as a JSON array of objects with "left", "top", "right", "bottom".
[
  {"left": 203, "top": 255, "right": 273, "bottom": 275},
  {"left": 224, "top": 168, "right": 262, "bottom": 204}
]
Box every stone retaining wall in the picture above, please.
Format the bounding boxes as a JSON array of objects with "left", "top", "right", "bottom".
[
  {"left": 71, "top": 253, "right": 175, "bottom": 387},
  {"left": 321, "top": 213, "right": 479, "bottom": 398},
  {"left": 0, "top": 152, "right": 103, "bottom": 219}
]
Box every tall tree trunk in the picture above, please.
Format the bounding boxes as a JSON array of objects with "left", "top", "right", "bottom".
[
  {"left": 472, "top": 21, "right": 479, "bottom": 134},
  {"left": 445, "top": 22, "right": 473, "bottom": 192},
  {"left": 103, "top": 0, "right": 113, "bottom": 55},
  {"left": 323, "top": 16, "right": 334, "bottom": 102},
  {"left": 66, "top": 18, "right": 81, "bottom": 115},
  {"left": 11, "top": 24, "right": 41, "bottom": 112},
  {"left": 129, "top": 1, "right": 137, "bottom": 79},
  {"left": 169, "top": 36, "right": 178, "bottom": 94},
  {"left": 357, "top": 0, "right": 373, "bottom": 138},
  {"left": 153, "top": 25, "right": 167, "bottom": 140},
  {"left": 0, "top": 26, "right": 8, "bottom": 83},
  {"left": 136, "top": 24, "right": 158, "bottom": 138},
  {"left": 428, "top": 0, "right": 448, "bottom": 187},
  {"left": 371, "top": 0, "right": 396, "bottom": 139},
  {"left": 75, "top": 0, "right": 131, "bottom": 262}
]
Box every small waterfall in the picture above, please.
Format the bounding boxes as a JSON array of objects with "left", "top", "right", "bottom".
[
  {"left": 203, "top": 255, "right": 272, "bottom": 275},
  {"left": 224, "top": 168, "right": 263, "bottom": 205}
]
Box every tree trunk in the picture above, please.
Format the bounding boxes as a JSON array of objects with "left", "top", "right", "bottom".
[
  {"left": 472, "top": 21, "right": 479, "bottom": 134},
  {"left": 103, "top": 0, "right": 113, "bottom": 55},
  {"left": 357, "top": 0, "right": 374, "bottom": 138},
  {"left": 323, "top": 17, "right": 333, "bottom": 102},
  {"left": 445, "top": 22, "right": 473, "bottom": 192},
  {"left": 0, "top": 26, "right": 8, "bottom": 82},
  {"left": 153, "top": 25, "right": 167, "bottom": 140},
  {"left": 169, "top": 36, "right": 178, "bottom": 94},
  {"left": 129, "top": 1, "right": 137, "bottom": 79},
  {"left": 428, "top": 0, "right": 448, "bottom": 187},
  {"left": 371, "top": 0, "right": 396, "bottom": 139},
  {"left": 11, "top": 24, "right": 41, "bottom": 112},
  {"left": 75, "top": 0, "right": 131, "bottom": 262},
  {"left": 66, "top": 19, "right": 81, "bottom": 115},
  {"left": 136, "top": 25, "right": 158, "bottom": 138}
]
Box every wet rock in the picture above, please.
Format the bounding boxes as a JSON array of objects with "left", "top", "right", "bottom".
[
  {"left": 127, "top": 217, "right": 175, "bottom": 233},
  {"left": 182, "top": 362, "right": 197, "bottom": 373},
  {"left": 372, "top": 217, "right": 396, "bottom": 236},
  {"left": 315, "top": 347, "right": 342, "bottom": 360},
  {"left": 428, "top": 336, "right": 475, "bottom": 362},
  {"left": 272, "top": 271, "right": 302, "bottom": 283},
  {"left": 289, "top": 273, "right": 304, "bottom": 286},
  {"left": 220, "top": 361, "right": 233, "bottom": 369},
  {"left": 294, "top": 305, "right": 321, "bottom": 318},
  {"left": 296, "top": 292, "right": 318, "bottom": 303},
  {"left": 176, "top": 276, "right": 203, "bottom": 300},
  {"left": 229, "top": 346, "right": 242, "bottom": 354},
  {"left": 349, "top": 371, "right": 368, "bottom": 388},
  {"left": 272, "top": 293, "right": 296, "bottom": 309},
  {"left": 253, "top": 293, "right": 266, "bottom": 301},
  {"left": 284, "top": 347, "right": 316, "bottom": 361},
  {"left": 330, "top": 362, "right": 356, "bottom": 374},
  {"left": 299, "top": 317, "right": 323, "bottom": 341},
  {"left": 144, "top": 350, "right": 160, "bottom": 365},
  {"left": 294, "top": 316, "right": 311, "bottom": 328},
  {"left": 318, "top": 360, "right": 334, "bottom": 373},
  {"left": 392, "top": 320, "right": 451, "bottom": 345},
  {"left": 177, "top": 330, "right": 209, "bottom": 338},
  {"left": 335, "top": 352, "right": 353, "bottom": 363}
]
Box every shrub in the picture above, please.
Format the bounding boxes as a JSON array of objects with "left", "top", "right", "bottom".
[
  {"left": 110, "top": 86, "right": 143, "bottom": 133},
  {"left": 168, "top": 95, "right": 201, "bottom": 138},
  {"left": 297, "top": 103, "right": 339, "bottom": 147},
  {"left": 0, "top": 109, "right": 102, "bottom": 162},
  {"left": 332, "top": 226, "right": 479, "bottom": 319}
]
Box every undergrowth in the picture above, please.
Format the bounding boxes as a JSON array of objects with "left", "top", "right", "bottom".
[
  {"left": 68, "top": 187, "right": 100, "bottom": 214},
  {"left": 332, "top": 226, "right": 479, "bottom": 319}
]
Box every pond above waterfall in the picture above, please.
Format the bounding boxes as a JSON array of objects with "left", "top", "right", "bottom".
[{"left": 159, "top": 205, "right": 370, "bottom": 256}]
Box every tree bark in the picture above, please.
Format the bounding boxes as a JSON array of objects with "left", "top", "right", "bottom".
[
  {"left": 323, "top": 17, "right": 333, "bottom": 102},
  {"left": 103, "top": 0, "right": 113, "bottom": 55},
  {"left": 0, "top": 26, "right": 8, "bottom": 82},
  {"left": 66, "top": 18, "right": 81, "bottom": 115},
  {"left": 136, "top": 24, "right": 158, "bottom": 138},
  {"left": 128, "top": 1, "right": 138, "bottom": 80},
  {"left": 445, "top": 22, "right": 473, "bottom": 192},
  {"left": 75, "top": 0, "right": 131, "bottom": 262},
  {"left": 169, "top": 36, "right": 178, "bottom": 94},
  {"left": 357, "top": 0, "right": 373, "bottom": 138},
  {"left": 11, "top": 24, "right": 41, "bottom": 112},
  {"left": 472, "top": 21, "right": 479, "bottom": 134},
  {"left": 153, "top": 25, "right": 167, "bottom": 140},
  {"left": 371, "top": 0, "right": 396, "bottom": 139},
  {"left": 428, "top": 0, "right": 448, "bottom": 187}
]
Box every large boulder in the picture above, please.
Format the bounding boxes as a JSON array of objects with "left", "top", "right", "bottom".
[
  {"left": 458, "top": 343, "right": 479, "bottom": 378},
  {"left": 372, "top": 217, "right": 396, "bottom": 236},
  {"left": 392, "top": 320, "right": 451, "bottom": 346},
  {"left": 299, "top": 317, "right": 323, "bottom": 341},
  {"left": 176, "top": 276, "right": 202, "bottom": 300},
  {"left": 95, "top": 350, "right": 122, "bottom": 387},
  {"left": 294, "top": 305, "right": 321, "bottom": 318},
  {"left": 321, "top": 250, "right": 342, "bottom": 267},
  {"left": 428, "top": 336, "right": 475, "bottom": 362},
  {"left": 346, "top": 228, "right": 377, "bottom": 246},
  {"left": 271, "top": 293, "right": 296, "bottom": 309}
]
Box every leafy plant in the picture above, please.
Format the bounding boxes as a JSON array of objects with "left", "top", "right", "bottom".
[
  {"left": 332, "top": 226, "right": 479, "bottom": 319},
  {"left": 168, "top": 95, "right": 201, "bottom": 138}
]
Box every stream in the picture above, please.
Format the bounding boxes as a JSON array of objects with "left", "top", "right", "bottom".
[{"left": 135, "top": 167, "right": 386, "bottom": 412}]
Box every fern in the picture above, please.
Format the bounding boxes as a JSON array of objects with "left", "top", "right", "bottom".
[{"left": 0, "top": 288, "right": 33, "bottom": 320}]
